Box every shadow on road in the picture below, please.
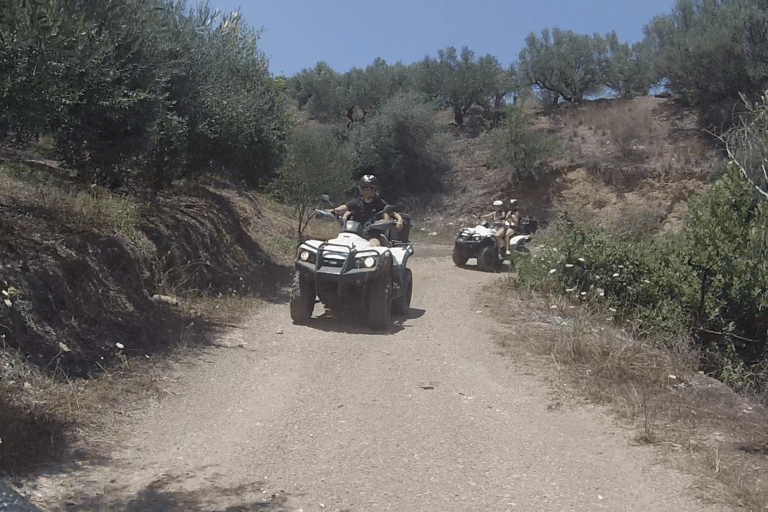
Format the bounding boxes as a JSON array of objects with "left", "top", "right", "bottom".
[
  {"left": 62, "top": 479, "right": 290, "bottom": 512},
  {"left": 456, "top": 259, "right": 516, "bottom": 274},
  {"left": 300, "top": 307, "right": 426, "bottom": 335}
]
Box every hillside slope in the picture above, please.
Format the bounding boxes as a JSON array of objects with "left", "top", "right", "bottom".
[{"left": 436, "top": 95, "right": 716, "bottom": 234}]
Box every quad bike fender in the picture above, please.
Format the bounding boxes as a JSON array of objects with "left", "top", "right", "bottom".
[
  {"left": 390, "top": 244, "right": 414, "bottom": 291},
  {"left": 390, "top": 244, "right": 414, "bottom": 267},
  {"left": 510, "top": 234, "right": 531, "bottom": 246}
]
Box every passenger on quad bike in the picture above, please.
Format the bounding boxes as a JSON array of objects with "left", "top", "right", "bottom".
[
  {"left": 342, "top": 175, "right": 404, "bottom": 247},
  {"left": 503, "top": 199, "right": 521, "bottom": 254},
  {"left": 480, "top": 199, "right": 515, "bottom": 255},
  {"left": 453, "top": 198, "right": 530, "bottom": 271}
]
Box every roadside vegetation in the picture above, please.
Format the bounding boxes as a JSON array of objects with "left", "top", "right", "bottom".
[{"left": 2, "top": 0, "right": 768, "bottom": 508}]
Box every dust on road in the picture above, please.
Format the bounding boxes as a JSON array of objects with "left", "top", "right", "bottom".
[{"left": 27, "top": 246, "right": 727, "bottom": 511}]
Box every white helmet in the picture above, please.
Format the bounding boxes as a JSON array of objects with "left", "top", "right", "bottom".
[
  {"left": 493, "top": 200, "right": 504, "bottom": 207},
  {"left": 509, "top": 199, "right": 519, "bottom": 209}
]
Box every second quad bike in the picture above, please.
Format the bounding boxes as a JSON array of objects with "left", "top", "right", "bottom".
[
  {"left": 452, "top": 220, "right": 531, "bottom": 272},
  {"left": 290, "top": 204, "right": 414, "bottom": 330}
]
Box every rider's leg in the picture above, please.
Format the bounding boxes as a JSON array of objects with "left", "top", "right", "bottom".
[
  {"left": 495, "top": 227, "right": 506, "bottom": 254},
  {"left": 504, "top": 228, "right": 516, "bottom": 253}
]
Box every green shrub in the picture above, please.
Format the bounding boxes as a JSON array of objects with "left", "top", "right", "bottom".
[
  {"left": 513, "top": 218, "right": 698, "bottom": 344},
  {"left": 685, "top": 163, "right": 768, "bottom": 356},
  {"left": 489, "top": 104, "right": 560, "bottom": 180},
  {"left": 349, "top": 92, "right": 450, "bottom": 199},
  {"left": 515, "top": 162, "right": 768, "bottom": 390}
]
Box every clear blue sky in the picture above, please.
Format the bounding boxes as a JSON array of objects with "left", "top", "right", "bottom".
[{"left": 205, "top": 0, "right": 678, "bottom": 77}]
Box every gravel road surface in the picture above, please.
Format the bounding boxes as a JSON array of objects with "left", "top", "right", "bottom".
[{"left": 22, "top": 246, "right": 727, "bottom": 511}]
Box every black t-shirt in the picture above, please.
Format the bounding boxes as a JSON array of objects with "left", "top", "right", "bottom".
[{"left": 345, "top": 197, "right": 388, "bottom": 226}]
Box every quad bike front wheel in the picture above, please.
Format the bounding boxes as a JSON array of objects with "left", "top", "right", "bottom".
[
  {"left": 452, "top": 246, "right": 469, "bottom": 266},
  {"left": 289, "top": 270, "right": 315, "bottom": 323},
  {"left": 368, "top": 274, "right": 392, "bottom": 330},
  {"left": 392, "top": 269, "right": 413, "bottom": 315},
  {"left": 477, "top": 245, "right": 498, "bottom": 272}
]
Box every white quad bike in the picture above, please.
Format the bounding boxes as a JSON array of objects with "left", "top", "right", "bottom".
[
  {"left": 452, "top": 219, "right": 531, "bottom": 272},
  {"left": 290, "top": 204, "right": 414, "bottom": 330}
]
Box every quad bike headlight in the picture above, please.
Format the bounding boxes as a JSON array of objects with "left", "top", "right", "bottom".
[
  {"left": 299, "top": 249, "right": 315, "bottom": 263},
  {"left": 354, "top": 255, "right": 377, "bottom": 269}
]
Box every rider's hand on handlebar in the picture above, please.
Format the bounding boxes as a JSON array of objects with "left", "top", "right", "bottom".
[{"left": 396, "top": 219, "right": 404, "bottom": 231}]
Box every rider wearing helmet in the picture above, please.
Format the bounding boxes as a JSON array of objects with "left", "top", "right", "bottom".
[
  {"left": 342, "top": 175, "right": 404, "bottom": 246},
  {"left": 481, "top": 200, "right": 507, "bottom": 223}
]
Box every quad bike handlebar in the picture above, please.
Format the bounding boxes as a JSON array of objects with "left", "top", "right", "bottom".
[{"left": 314, "top": 208, "right": 340, "bottom": 223}]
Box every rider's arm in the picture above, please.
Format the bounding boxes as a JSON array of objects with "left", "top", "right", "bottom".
[
  {"left": 331, "top": 204, "right": 348, "bottom": 216},
  {"left": 341, "top": 199, "right": 359, "bottom": 220},
  {"left": 394, "top": 212, "right": 404, "bottom": 230}
]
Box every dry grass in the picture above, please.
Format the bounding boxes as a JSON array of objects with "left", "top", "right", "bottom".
[
  {"left": 0, "top": 162, "right": 298, "bottom": 478},
  {"left": 0, "top": 336, "right": 179, "bottom": 475},
  {"left": 0, "top": 274, "right": 273, "bottom": 479},
  {"left": 554, "top": 97, "right": 718, "bottom": 188},
  {"left": 0, "top": 163, "right": 150, "bottom": 249},
  {"left": 490, "top": 269, "right": 768, "bottom": 510}
]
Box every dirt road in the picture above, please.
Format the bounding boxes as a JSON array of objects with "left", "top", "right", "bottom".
[{"left": 26, "top": 246, "right": 727, "bottom": 511}]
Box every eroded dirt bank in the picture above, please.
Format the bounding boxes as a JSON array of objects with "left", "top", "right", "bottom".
[{"left": 23, "top": 248, "right": 727, "bottom": 512}]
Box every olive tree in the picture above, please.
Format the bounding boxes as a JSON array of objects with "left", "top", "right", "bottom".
[
  {"left": 642, "top": 0, "right": 768, "bottom": 127},
  {"left": 597, "top": 31, "right": 656, "bottom": 98},
  {"left": 0, "top": 0, "right": 288, "bottom": 187},
  {"left": 275, "top": 126, "right": 357, "bottom": 238},
  {"left": 416, "top": 46, "right": 503, "bottom": 126},
  {"left": 518, "top": 28, "right": 604, "bottom": 104}
]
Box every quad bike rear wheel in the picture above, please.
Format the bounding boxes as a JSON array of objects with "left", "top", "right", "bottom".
[
  {"left": 289, "top": 270, "right": 315, "bottom": 323},
  {"left": 477, "top": 245, "right": 498, "bottom": 272},
  {"left": 452, "top": 247, "right": 469, "bottom": 266},
  {"left": 368, "top": 274, "right": 392, "bottom": 330},
  {"left": 392, "top": 269, "right": 412, "bottom": 315}
]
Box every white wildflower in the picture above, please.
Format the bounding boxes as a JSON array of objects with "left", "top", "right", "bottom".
[
  {"left": 116, "top": 342, "right": 125, "bottom": 350},
  {"left": 565, "top": 263, "right": 573, "bottom": 268},
  {"left": 612, "top": 273, "right": 620, "bottom": 277},
  {"left": 549, "top": 269, "right": 557, "bottom": 274},
  {"left": 578, "top": 258, "right": 585, "bottom": 262},
  {"left": 3, "top": 299, "right": 10, "bottom": 307},
  {"left": 58, "top": 342, "right": 71, "bottom": 353}
]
